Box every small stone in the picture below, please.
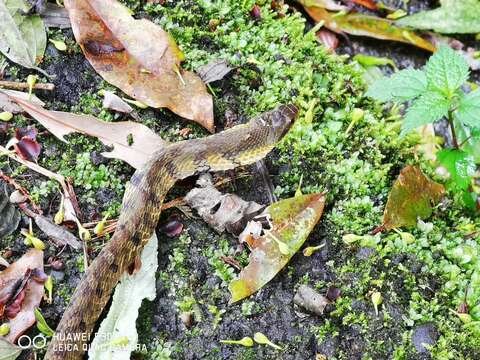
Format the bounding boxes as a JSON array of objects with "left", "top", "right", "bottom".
[
  {"left": 179, "top": 312, "right": 193, "bottom": 328},
  {"left": 9, "top": 190, "right": 27, "bottom": 204},
  {"left": 294, "top": 285, "right": 330, "bottom": 315},
  {"left": 412, "top": 323, "right": 438, "bottom": 353}
]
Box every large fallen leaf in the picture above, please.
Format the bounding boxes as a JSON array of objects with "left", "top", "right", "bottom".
[
  {"left": 229, "top": 193, "right": 325, "bottom": 302},
  {"left": 88, "top": 234, "right": 157, "bottom": 360},
  {"left": 299, "top": 4, "right": 436, "bottom": 52},
  {"left": 1, "top": 90, "right": 167, "bottom": 169},
  {"left": 64, "top": 0, "right": 214, "bottom": 131},
  {"left": 0, "top": 0, "right": 46, "bottom": 72},
  {"left": 0, "top": 338, "right": 20, "bottom": 360},
  {"left": 0, "top": 249, "right": 44, "bottom": 343},
  {"left": 397, "top": 0, "right": 480, "bottom": 34},
  {"left": 381, "top": 165, "right": 445, "bottom": 230}
]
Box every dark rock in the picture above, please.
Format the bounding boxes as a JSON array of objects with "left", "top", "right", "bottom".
[
  {"left": 356, "top": 247, "right": 375, "bottom": 260},
  {"left": 412, "top": 323, "right": 439, "bottom": 353},
  {"left": 317, "top": 335, "right": 339, "bottom": 358}
]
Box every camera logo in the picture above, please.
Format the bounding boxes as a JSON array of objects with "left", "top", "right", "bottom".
[{"left": 18, "top": 334, "right": 47, "bottom": 349}]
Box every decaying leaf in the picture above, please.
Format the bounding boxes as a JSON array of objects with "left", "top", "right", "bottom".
[
  {"left": 88, "top": 234, "right": 157, "bottom": 360},
  {"left": 229, "top": 193, "right": 325, "bottom": 302},
  {"left": 12, "top": 127, "right": 41, "bottom": 162},
  {"left": 0, "top": 0, "right": 47, "bottom": 73},
  {"left": 0, "top": 90, "right": 44, "bottom": 114},
  {"left": 64, "top": 0, "right": 214, "bottom": 131},
  {"left": 382, "top": 165, "right": 445, "bottom": 231},
  {"left": 196, "top": 60, "right": 233, "bottom": 84},
  {"left": 0, "top": 338, "right": 21, "bottom": 360},
  {"left": 2, "top": 90, "right": 167, "bottom": 169},
  {"left": 299, "top": 4, "right": 436, "bottom": 52},
  {"left": 0, "top": 184, "right": 21, "bottom": 241},
  {"left": 0, "top": 249, "right": 44, "bottom": 343},
  {"left": 397, "top": 0, "right": 480, "bottom": 34},
  {"left": 34, "top": 215, "right": 81, "bottom": 249},
  {"left": 185, "top": 174, "right": 264, "bottom": 235}
]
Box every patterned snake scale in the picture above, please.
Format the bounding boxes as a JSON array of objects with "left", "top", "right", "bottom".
[{"left": 45, "top": 104, "right": 298, "bottom": 359}]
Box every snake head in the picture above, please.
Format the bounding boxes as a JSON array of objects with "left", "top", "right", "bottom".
[{"left": 262, "top": 104, "right": 298, "bottom": 142}]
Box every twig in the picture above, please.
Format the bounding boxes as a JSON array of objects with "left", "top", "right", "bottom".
[
  {"left": 0, "top": 80, "right": 55, "bottom": 91},
  {"left": 0, "top": 170, "right": 43, "bottom": 214},
  {"left": 447, "top": 109, "right": 459, "bottom": 149}
]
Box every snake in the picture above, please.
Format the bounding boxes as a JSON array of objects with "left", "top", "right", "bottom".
[{"left": 44, "top": 104, "right": 298, "bottom": 359}]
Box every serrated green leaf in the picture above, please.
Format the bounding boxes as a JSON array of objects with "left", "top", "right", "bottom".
[
  {"left": 455, "top": 89, "right": 480, "bottom": 128},
  {"left": 396, "top": 0, "right": 480, "bottom": 34},
  {"left": 366, "top": 69, "right": 427, "bottom": 102},
  {"left": 401, "top": 91, "right": 450, "bottom": 136},
  {"left": 456, "top": 122, "right": 480, "bottom": 163},
  {"left": 0, "top": 0, "right": 46, "bottom": 71},
  {"left": 89, "top": 234, "right": 158, "bottom": 360},
  {"left": 437, "top": 149, "right": 476, "bottom": 191},
  {"left": 0, "top": 338, "right": 21, "bottom": 360},
  {"left": 425, "top": 46, "right": 469, "bottom": 96}
]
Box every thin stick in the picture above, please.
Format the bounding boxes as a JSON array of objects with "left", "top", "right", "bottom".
[{"left": 0, "top": 80, "right": 55, "bottom": 91}]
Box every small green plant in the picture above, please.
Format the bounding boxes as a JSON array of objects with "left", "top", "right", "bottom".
[{"left": 367, "top": 45, "right": 479, "bottom": 208}]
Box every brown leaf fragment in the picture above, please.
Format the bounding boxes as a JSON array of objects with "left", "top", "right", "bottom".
[
  {"left": 229, "top": 193, "right": 326, "bottom": 302},
  {"left": 100, "top": 90, "right": 133, "bottom": 114},
  {"left": 0, "top": 249, "right": 44, "bottom": 343},
  {"left": 382, "top": 165, "right": 445, "bottom": 231},
  {"left": 196, "top": 60, "right": 233, "bottom": 84},
  {"left": 184, "top": 174, "right": 264, "bottom": 234},
  {"left": 0, "top": 90, "right": 43, "bottom": 113},
  {"left": 294, "top": 285, "right": 330, "bottom": 315},
  {"left": 34, "top": 215, "right": 81, "bottom": 249},
  {"left": 2, "top": 90, "right": 167, "bottom": 169},
  {"left": 64, "top": 0, "right": 214, "bottom": 131}
]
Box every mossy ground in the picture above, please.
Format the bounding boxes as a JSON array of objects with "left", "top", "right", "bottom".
[{"left": 0, "top": 1, "right": 479, "bottom": 359}]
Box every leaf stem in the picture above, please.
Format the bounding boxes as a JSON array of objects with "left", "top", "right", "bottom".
[{"left": 447, "top": 109, "right": 459, "bottom": 149}]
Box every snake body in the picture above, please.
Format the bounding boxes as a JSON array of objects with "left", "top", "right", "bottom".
[{"left": 45, "top": 104, "right": 297, "bottom": 359}]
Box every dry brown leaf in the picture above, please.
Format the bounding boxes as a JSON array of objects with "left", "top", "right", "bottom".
[
  {"left": 0, "top": 249, "right": 44, "bottom": 343},
  {"left": 2, "top": 90, "right": 167, "bottom": 169},
  {"left": 64, "top": 0, "right": 214, "bottom": 132},
  {"left": 34, "top": 215, "right": 81, "bottom": 250},
  {"left": 100, "top": 90, "right": 133, "bottom": 114}
]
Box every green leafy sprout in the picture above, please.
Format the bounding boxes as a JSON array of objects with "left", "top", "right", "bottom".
[{"left": 366, "top": 45, "right": 479, "bottom": 208}]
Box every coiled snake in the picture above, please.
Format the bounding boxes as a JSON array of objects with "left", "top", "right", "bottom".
[{"left": 45, "top": 104, "right": 298, "bottom": 359}]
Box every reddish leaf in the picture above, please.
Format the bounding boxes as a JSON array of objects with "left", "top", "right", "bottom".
[
  {"left": 0, "top": 249, "right": 44, "bottom": 343},
  {"left": 14, "top": 127, "right": 37, "bottom": 140},
  {"left": 229, "top": 193, "right": 325, "bottom": 302},
  {"left": 64, "top": 0, "right": 214, "bottom": 132},
  {"left": 316, "top": 29, "right": 339, "bottom": 52},
  {"left": 350, "top": 0, "right": 377, "bottom": 10},
  {"left": 159, "top": 216, "right": 184, "bottom": 238},
  {"left": 381, "top": 165, "right": 445, "bottom": 231},
  {"left": 14, "top": 137, "right": 41, "bottom": 162}
]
